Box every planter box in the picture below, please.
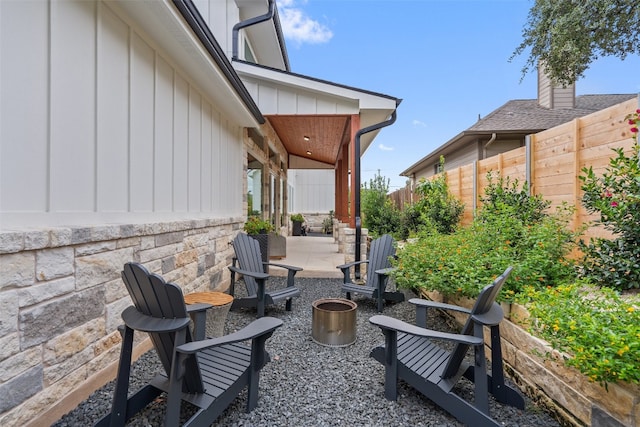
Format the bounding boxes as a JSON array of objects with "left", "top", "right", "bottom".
[
  {"left": 420, "top": 289, "right": 639, "bottom": 427},
  {"left": 268, "top": 232, "right": 286, "bottom": 258},
  {"left": 292, "top": 221, "right": 303, "bottom": 236}
]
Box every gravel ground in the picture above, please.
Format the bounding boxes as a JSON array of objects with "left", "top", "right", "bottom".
[{"left": 53, "top": 277, "right": 561, "bottom": 427}]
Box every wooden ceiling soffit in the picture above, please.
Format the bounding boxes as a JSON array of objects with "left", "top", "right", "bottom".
[{"left": 266, "top": 115, "right": 351, "bottom": 166}]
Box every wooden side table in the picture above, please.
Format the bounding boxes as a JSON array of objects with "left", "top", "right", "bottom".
[{"left": 184, "top": 292, "right": 234, "bottom": 339}]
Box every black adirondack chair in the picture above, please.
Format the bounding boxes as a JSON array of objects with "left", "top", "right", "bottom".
[
  {"left": 229, "top": 232, "right": 302, "bottom": 318},
  {"left": 337, "top": 234, "right": 404, "bottom": 312},
  {"left": 369, "top": 267, "right": 525, "bottom": 427},
  {"left": 95, "top": 262, "right": 283, "bottom": 427}
]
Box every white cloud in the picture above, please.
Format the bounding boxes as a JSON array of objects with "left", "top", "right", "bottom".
[
  {"left": 278, "top": 0, "right": 333, "bottom": 45},
  {"left": 379, "top": 144, "right": 394, "bottom": 151},
  {"left": 412, "top": 119, "right": 427, "bottom": 127}
]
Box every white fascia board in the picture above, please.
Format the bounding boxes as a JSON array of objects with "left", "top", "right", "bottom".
[{"left": 112, "top": 0, "right": 261, "bottom": 127}]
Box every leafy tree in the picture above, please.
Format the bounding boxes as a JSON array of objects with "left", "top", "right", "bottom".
[
  {"left": 512, "top": 0, "right": 640, "bottom": 86},
  {"left": 399, "top": 157, "right": 464, "bottom": 238},
  {"left": 361, "top": 173, "right": 401, "bottom": 238},
  {"left": 412, "top": 172, "right": 464, "bottom": 235}
]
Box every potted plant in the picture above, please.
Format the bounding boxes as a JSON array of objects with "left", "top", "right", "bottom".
[
  {"left": 243, "top": 216, "right": 273, "bottom": 265},
  {"left": 290, "top": 213, "right": 304, "bottom": 236},
  {"left": 322, "top": 210, "right": 334, "bottom": 234},
  {"left": 243, "top": 216, "right": 274, "bottom": 235}
]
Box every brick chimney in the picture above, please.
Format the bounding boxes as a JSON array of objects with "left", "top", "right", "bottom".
[{"left": 537, "top": 65, "right": 575, "bottom": 109}]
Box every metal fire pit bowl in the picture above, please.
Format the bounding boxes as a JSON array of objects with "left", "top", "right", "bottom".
[{"left": 311, "top": 298, "right": 357, "bottom": 347}]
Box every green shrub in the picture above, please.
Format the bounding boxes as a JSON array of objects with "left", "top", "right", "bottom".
[
  {"left": 391, "top": 175, "right": 577, "bottom": 301},
  {"left": 361, "top": 173, "right": 401, "bottom": 238},
  {"left": 518, "top": 282, "right": 640, "bottom": 387},
  {"left": 479, "top": 173, "right": 549, "bottom": 224},
  {"left": 578, "top": 109, "right": 640, "bottom": 291}
]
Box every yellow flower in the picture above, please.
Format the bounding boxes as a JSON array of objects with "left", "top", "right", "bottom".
[
  {"left": 627, "top": 306, "right": 635, "bottom": 313},
  {"left": 552, "top": 323, "right": 560, "bottom": 332},
  {"left": 617, "top": 345, "right": 630, "bottom": 356}
]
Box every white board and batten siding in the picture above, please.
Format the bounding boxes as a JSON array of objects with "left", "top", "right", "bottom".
[
  {"left": 0, "top": 1, "right": 243, "bottom": 230},
  {"left": 288, "top": 170, "right": 335, "bottom": 213}
]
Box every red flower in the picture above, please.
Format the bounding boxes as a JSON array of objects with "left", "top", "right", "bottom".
[
  {"left": 611, "top": 201, "right": 618, "bottom": 207},
  {"left": 631, "top": 127, "right": 639, "bottom": 133},
  {"left": 630, "top": 119, "right": 637, "bottom": 125}
]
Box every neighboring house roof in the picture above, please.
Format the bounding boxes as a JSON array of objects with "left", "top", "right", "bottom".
[
  {"left": 469, "top": 94, "right": 637, "bottom": 132},
  {"left": 401, "top": 93, "right": 637, "bottom": 177}
]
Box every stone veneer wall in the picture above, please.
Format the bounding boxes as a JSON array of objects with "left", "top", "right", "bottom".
[
  {"left": 425, "top": 292, "right": 639, "bottom": 427},
  {"left": 0, "top": 218, "right": 241, "bottom": 426},
  {"left": 336, "top": 225, "right": 369, "bottom": 281}
]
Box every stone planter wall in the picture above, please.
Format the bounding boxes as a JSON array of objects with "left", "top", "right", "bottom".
[
  {"left": 0, "top": 218, "right": 241, "bottom": 426},
  {"left": 429, "top": 293, "right": 639, "bottom": 427}
]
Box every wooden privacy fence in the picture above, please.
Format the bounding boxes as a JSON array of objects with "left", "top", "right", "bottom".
[{"left": 392, "top": 96, "right": 639, "bottom": 240}]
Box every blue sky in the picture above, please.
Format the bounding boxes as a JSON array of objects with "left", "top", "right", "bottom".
[{"left": 276, "top": 0, "right": 640, "bottom": 190}]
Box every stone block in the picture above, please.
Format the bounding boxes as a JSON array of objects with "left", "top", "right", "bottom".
[
  {"left": 0, "top": 333, "right": 20, "bottom": 362},
  {"left": 88, "top": 343, "right": 120, "bottom": 373},
  {"left": 105, "top": 277, "right": 128, "bottom": 303},
  {"left": 23, "top": 231, "right": 50, "bottom": 251},
  {"left": 139, "top": 243, "right": 180, "bottom": 263},
  {"left": 36, "top": 247, "right": 74, "bottom": 281},
  {"left": 0, "top": 365, "right": 42, "bottom": 414},
  {"left": 75, "top": 241, "right": 117, "bottom": 257},
  {"left": 91, "top": 225, "right": 121, "bottom": 241},
  {"left": 119, "top": 224, "right": 136, "bottom": 238},
  {"left": 44, "top": 346, "right": 93, "bottom": 385},
  {"left": 515, "top": 347, "right": 591, "bottom": 424},
  {"left": 176, "top": 249, "right": 198, "bottom": 267},
  {"left": 43, "top": 318, "right": 105, "bottom": 365},
  {"left": 105, "top": 297, "right": 132, "bottom": 334},
  {"left": 49, "top": 228, "right": 72, "bottom": 247},
  {"left": 0, "top": 252, "right": 35, "bottom": 289},
  {"left": 155, "top": 231, "right": 184, "bottom": 247},
  {"left": 140, "top": 235, "right": 155, "bottom": 250},
  {"left": 116, "top": 236, "right": 140, "bottom": 249},
  {"left": 0, "top": 231, "right": 24, "bottom": 254},
  {"left": 0, "top": 347, "right": 41, "bottom": 382},
  {"left": 0, "top": 290, "right": 19, "bottom": 335},
  {"left": 70, "top": 228, "right": 92, "bottom": 245},
  {"left": 17, "top": 277, "right": 75, "bottom": 307},
  {"left": 93, "top": 330, "right": 121, "bottom": 358},
  {"left": 19, "top": 287, "right": 105, "bottom": 348},
  {"left": 75, "top": 248, "right": 134, "bottom": 290}
]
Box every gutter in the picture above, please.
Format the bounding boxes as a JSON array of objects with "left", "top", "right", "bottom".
[
  {"left": 353, "top": 109, "right": 398, "bottom": 277},
  {"left": 232, "top": 0, "right": 291, "bottom": 71},
  {"left": 173, "top": 0, "right": 265, "bottom": 124},
  {"left": 484, "top": 133, "right": 497, "bottom": 149}
]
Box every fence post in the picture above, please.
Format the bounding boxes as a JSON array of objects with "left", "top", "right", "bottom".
[
  {"left": 573, "top": 117, "right": 581, "bottom": 231},
  {"left": 472, "top": 160, "right": 478, "bottom": 212},
  {"left": 525, "top": 135, "right": 532, "bottom": 196}
]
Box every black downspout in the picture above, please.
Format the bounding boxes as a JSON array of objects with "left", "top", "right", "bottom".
[
  {"left": 354, "top": 110, "right": 397, "bottom": 279},
  {"left": 232, "top": 0, "right": 276, "bottom": 61}
]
